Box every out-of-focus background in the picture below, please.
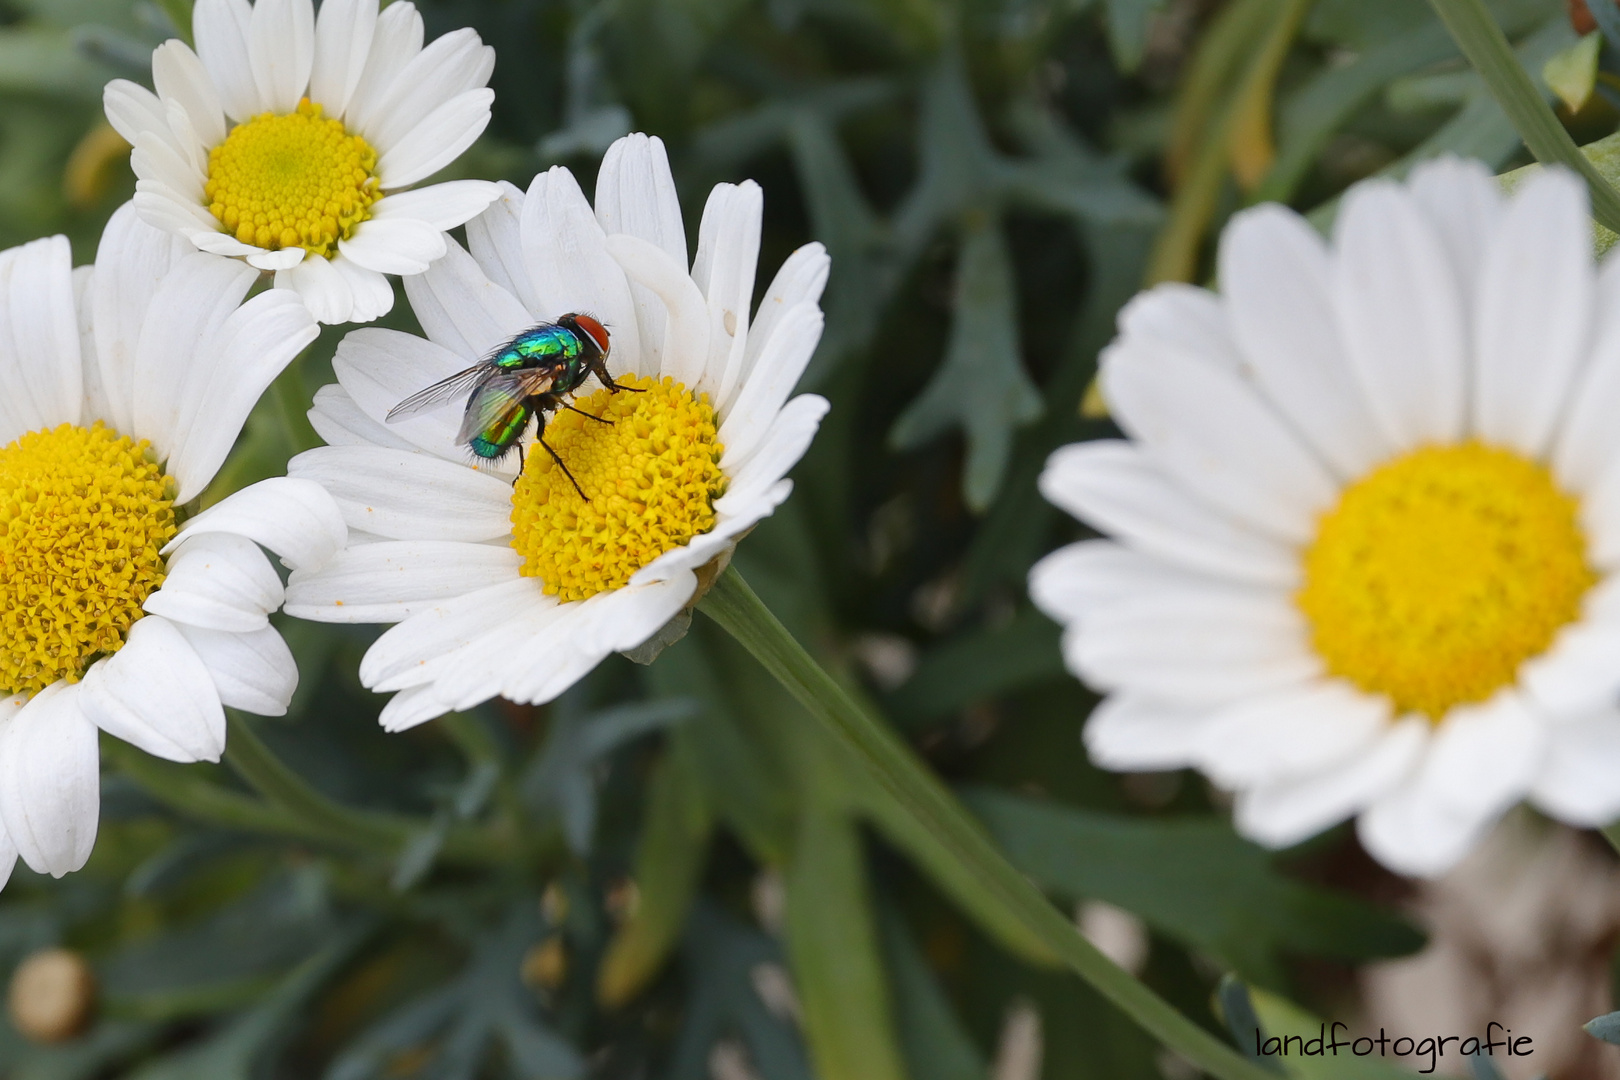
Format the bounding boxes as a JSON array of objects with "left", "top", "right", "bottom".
[{"left": 3, "top": 0, "right": 1618, "bottom": 1077}]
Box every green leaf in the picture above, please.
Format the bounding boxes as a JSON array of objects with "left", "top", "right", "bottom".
[
  {"left": 877, "top": 903, "right": 985, "bottom": 1080},
  {"left": 886, "top": 606, "right": 1065, "bottom": 728},
  {"left": 965, "top": 788, "right": 1425, "bottom": 985},
  {"left": 783, "top": 808, "right": 908, "bottom": 1080},
  {"left": 889, "top": 212, "right": 1043, "bottom": 512},
  {"left": 1542, "top": 30, "right": 1602, "bottom": 111},
  {"left": 668, "top": 904, "right": 813, "bottom": 1080}
]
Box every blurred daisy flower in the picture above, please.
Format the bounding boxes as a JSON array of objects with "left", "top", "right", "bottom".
[
  {"left": 0, "top": 205, "right": 346, "bottom": 886},
  {"left": 104, "top": 0, "right": 500, "bottom": 324},
  {"left": 283, "top": 133, "right": 829, "bottom": 732},
  {"left": 1032, "top": 158, "right": 1620, "bottom": 877}
]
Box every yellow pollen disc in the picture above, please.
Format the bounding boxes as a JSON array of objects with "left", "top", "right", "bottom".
[
  {"left": 1297, "top": 441, "right": 1594, "bottom": 720},
  {"left": 0, "top": 422, "right": 175, "bottom": 696},
  {"left": 204, "top": 97, "right": 379, "bottom": 257},
  {"left": 510, "top": 374, "right": 727, "bottom": 604}
]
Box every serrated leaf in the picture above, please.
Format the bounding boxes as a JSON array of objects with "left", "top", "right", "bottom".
[{"left": 889, "top": 214, "right": 1043, "bottom": 512}]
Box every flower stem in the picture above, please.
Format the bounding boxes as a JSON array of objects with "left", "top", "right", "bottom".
[
  {"left": 1427, "top": 0, "right": 1620, "bottom": 233},
  {"left": 698, "top": 567, "right": 1272, "bottom": 1080}
]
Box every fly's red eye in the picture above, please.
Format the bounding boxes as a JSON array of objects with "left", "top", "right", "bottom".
[{"left": 572, "top": 314, "right": 610, "bottom": 354}]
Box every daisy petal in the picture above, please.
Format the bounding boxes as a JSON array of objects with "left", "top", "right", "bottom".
[
  {"left": 1036, "top": 440, "right": 1298, "bottom": 587},
  {"left": 1358, "top": 693, "right": 1545, "bottom": 877},
  {"left": 91, "top": 203, "right": 192, "bottom": 435},
  {"left": 0, "top": 684, "right": 99, "bottom": 878},
  {"left": 286, "top": 539, "right": 522, "bottom": 623},
  {"left": 465, "top": 181, "right": 538, "bottom": 312},
  {"left": 193, "top": 0, "right": 259, "bottom": 121},
  {"left": 716, "top": 301, "right": 822, "bottom": 466},
  {"left": 520, "top": 166, "right": 641, "bottom": 375},
  {"left": 145, "top": 532, "right": 284, "bottom": 632},
  {"left": 331, "top": 255, "right": 395, "bottom": 322},
  {"left": 606, "top": 233, "right": 711, "bottom": 389},
  {"left": 104, "top": 79, "right": 169, "bottom": 146},
  {"left": 379, "top": 684, "right": 454, "bottom": 732},
  {"left": 1233, "top": 718, "right": 1427, "bottom": 849},
  {"left": 1331, "top": 179, "right": 1467, "bottom": 448},
  {"left": 1218, "top": 204, "right": 1388, "bottom": 477},
  {"left": 1554, "top": 252, "right": 1620, "bottom": 492},
  {"left": 151, "top": 40, "right": 227, "bottom": 148},
  {"left": 0, "top": 236, "right": 82, "bottom": 442},
  {"left": 1407, "top": 155, "right": 1504, "bottom": 299},
  {"left": 1529, "top": 712, "right": 1620, "bottom": 825},
  {"left": 1070, "top": 587, "right": 1320, "bottom": 705},
  {"left": 338, "top": 217, "right": 448, "bottom": 276},
  {"left": 248, "top": 0, "right": 316, "bottom": 115},
  {"left": 1082, "top": 695, "right": 1209, "bottom": 770},
  {"left": 309, "top": 0, "right": 376, "bottom": 119},
  {"left": 169, "top": 476, "right": 347, "bottom": 572},
  {"left": 275, "top": 253, "right": 354, "bottom": 325},
  {"left": 131, "top": 252, "right": 258, "bottom": 466},
  {"left": 375, "top": 88, "right": 494, "bottom": 189},
  {"left": 288, "top": 445, "right": 515, "bottom": 541},
  {"left": 715, "top": 393, "right": 828, "bottom": 511},
  {"left": 1472, "top": 168, "right": 1593, "bottom": 456},
  {"left": 356, "top": 28, "right": 493, "bottom": 155},
  {"left": 245, "top": 249, "right": 306, "bottom": 272},
  {"left": 727, "top": 242, "right": 828, "bottom": 415},
  {"left": 1101, "top": 341, "right": 1337, "bottom": 544},
  {"left": 1196, "top": 681, "right": 1389, "bottom": 788},
  {"left": 174, "top": 622, "right": 298, "bottom": 717},
  {"left": 401, "top": 236, "right": 531, "bottom": 361},
  {"left": 1115, "top": 283, "right": 1242, "bottom": 372},
  {"left": 693, "top": 181, "right": 763, "bottom": 405},
  {"left": 309, "top": 383, "right": 417, "bottom": 450},
  {"left": 596, "top": 133, "right": 687, "bottom": 369},
  {"left": 79, "top": 616, "right": 225, "bottom": 763},
  {"left": 341, "top": 0, "right": 424, "bottom": 134},
  {"left": 373, "top": 180, "right": 501, "bottom": 231},
  {"left": 360, "top": 576, "right": 541, "bottom": 689},
  {"left": 331, "top": 326, "right": 470, "bottom": 458},
  {"left": 167, "top": 289, "right": 319, "bottom": 501}
]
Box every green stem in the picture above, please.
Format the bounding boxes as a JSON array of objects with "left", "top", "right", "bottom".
[
  {"left": 213, "top": 713, "right": 514, "bottom": 865},
  {"left": 223, "top": 712, "right": 405, "bottom": 850},
  {"left": 1428, "top": 0, "right": 1620, "bottom": 233},
  {"left": 698, "top": 569, "right": 1273, "bottom": 1080},
  {"left": 272, "top": 360, "right": 321, "bottom": 455}
]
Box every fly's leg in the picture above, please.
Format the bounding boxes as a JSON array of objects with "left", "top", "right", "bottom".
[
  {"left": 562, "top": 402, "right": 613, "bottom": 424},
  {"left": 592, "top": 357, "right": 644, "bottom": 393},
  {"left": 540, "top": 435, "right": 586, "bottom": 499}
]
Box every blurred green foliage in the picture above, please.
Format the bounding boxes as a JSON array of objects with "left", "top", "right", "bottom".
[{"left": 0, "top": 0, "right": 1588, "bottom": 1076}]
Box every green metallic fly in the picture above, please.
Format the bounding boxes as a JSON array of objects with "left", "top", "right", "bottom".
[{"left": 385, "top": 313, "right": 637, "bottom": 496}]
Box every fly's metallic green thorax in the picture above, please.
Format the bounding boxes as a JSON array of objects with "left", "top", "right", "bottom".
[{"left": 494, "top": 324, "right": 591, "bottom": 396}]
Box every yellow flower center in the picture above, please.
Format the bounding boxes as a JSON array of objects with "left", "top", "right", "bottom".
[
  {"left": 510, "top": 374, "right": 727, "bottom": 604},
  {"left": 1298, "top": 441, "right": 1594, "bottom": 720},
  {"left": 204, "top": 98, "right": 379, "bottom": 257},
  {"left": 0, "top": 423, "right": 176, "bottom": 696}
]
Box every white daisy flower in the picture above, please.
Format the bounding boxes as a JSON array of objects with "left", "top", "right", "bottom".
[
  {"left": 1031, "top": 158, "right": 1620, "bottom": 877},
  {"left": 282, "top": 133, "right": 830, "bottom": 732},
  {"left": 103, "top": 0, "right": 502, "bottom": 325},
  {"left": 0, "top": 204, "right": 346, "bottom": 887}
]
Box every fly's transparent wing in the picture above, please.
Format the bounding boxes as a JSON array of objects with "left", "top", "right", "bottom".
[
  {"left": 452, "top": 369, "right": 558, "bottom": 445},
  {"left": 386, "top": 364, "right": 496, "bottom": 423}
]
